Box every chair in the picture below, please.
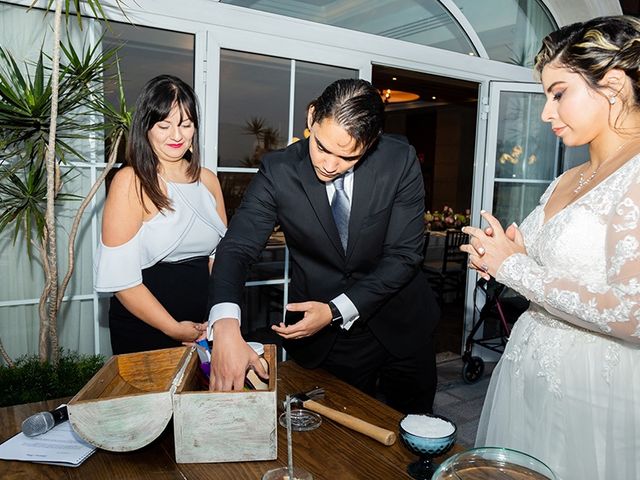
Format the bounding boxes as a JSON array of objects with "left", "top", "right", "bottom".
[
  {"left": 422, "top": 230, "right": 431, "bottom": 260},
  {"left": 423, "top": 229, "right": 468, "bottom": 303}
]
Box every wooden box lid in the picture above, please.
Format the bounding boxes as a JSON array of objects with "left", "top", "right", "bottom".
[{"left": 67, "top": 346, "right": 196, "bottom": 452}]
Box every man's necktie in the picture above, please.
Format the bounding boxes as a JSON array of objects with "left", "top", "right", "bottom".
[{"left": 331, "top": 175, "right": 350, "bottom": 251}]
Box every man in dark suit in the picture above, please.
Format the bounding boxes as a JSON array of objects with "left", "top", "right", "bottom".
[{"left": 208, "top": 79, "right": 439, "bottom": 413}]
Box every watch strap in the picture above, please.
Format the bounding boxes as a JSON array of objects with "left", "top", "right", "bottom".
[{"left": 328, "top": 301, "right": 343, "bottom": 325}]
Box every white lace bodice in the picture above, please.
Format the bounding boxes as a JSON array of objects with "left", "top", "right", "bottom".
[{"left": 496, "top": 153, "right": 640, "bottom": 345}]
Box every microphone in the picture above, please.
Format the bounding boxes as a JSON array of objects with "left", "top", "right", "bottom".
[{"left": 21, "top": 405, "right": 69, "bottom": 437}]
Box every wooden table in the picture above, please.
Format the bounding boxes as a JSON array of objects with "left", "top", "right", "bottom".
[{"left": 0, "top": 361, "right": 462, "bottom": 479}]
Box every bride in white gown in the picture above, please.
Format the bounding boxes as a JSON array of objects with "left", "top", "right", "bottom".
[{"left": 462, "top": 16, "right": 640, "bottom": 480}]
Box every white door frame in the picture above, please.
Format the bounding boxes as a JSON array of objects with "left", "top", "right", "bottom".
[{"left": 464, "top": 80, "right": 550, "bottom": 361}]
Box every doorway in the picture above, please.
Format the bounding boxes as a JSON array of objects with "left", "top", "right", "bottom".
[{"left": 372, "top": 65, "right": 479, "bottom": 355}]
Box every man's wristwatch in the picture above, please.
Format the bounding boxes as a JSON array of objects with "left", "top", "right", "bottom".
[{"left": 328, "top": 301, "right": 343, "bottom": 326}]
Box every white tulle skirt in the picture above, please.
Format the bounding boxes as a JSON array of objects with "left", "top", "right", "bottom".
[{"left": 475, "top": 310, "right": 640, "bottom": 480}]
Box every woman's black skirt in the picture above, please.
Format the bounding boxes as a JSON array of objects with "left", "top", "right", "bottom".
[{"left": 109, "top": 256, "right": 209, "bottom": 354}]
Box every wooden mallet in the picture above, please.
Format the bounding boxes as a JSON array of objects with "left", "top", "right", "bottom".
[{"left": 287, "top": 388, "right": 396, "bottom": 446}]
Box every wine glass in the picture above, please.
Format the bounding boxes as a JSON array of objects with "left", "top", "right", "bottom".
[{"left": 399, "top": 414, "right": 457, "bottom": 480}]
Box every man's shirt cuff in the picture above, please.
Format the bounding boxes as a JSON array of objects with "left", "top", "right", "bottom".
[
  {"left": 207, "top": 303, "right": 241, "bottom": 340},
  {"left": 331, "top": 293, "right": 360, "bottom": 330}
]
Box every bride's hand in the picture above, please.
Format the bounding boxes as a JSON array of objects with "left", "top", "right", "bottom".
[{"left": 460, "top": 210, "right": 526, "bottom": 278}]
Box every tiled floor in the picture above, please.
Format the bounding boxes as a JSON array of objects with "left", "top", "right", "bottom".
[{"left": 433, "top": 353, "right": 495, "bottom": 448}]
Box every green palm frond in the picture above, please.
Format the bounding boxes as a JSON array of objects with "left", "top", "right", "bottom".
[
  {"left": 94, "top": 55, "right": 131, "bottom": 142},
  {"left": 0, "top": 165, "right": 77, "bottom": 255},
  {"left": 0, "top": 39, "right": 123, "bottom": 172},
  {"left": 32, "top": 0, "right": 131, "bottom": 30},
  {"left": 0, "top": 31, "right": 129, "bottom": 251}
]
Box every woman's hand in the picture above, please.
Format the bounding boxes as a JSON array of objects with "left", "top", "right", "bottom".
[
  {"left": 460, "top": 210, "right": 526, "bottom": 279},
  {"left": 170, "top": 321, "right": 207, "bottom": 342}
]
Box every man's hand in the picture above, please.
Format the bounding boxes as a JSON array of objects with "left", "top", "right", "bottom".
[
  {"left": 209, "top": 318, "right": 268, "bottom": 391},
  {"left": 271, "top": 301, "right": 332, "bottom": 340}
]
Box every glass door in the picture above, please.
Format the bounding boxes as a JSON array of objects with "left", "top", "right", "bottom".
[
  {"left": 466, "top": 81, "right": 560, "bottom": 360},
  {"left": 482, "top": 82, "right": 561, "bottom": 223}
]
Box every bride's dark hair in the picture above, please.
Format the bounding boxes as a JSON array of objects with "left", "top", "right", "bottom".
[
  {"left": 126, "top": 75, "right": 201, "bottom": 212},
  {"left": 534, "top": 15, "right": 640, "bottom": 109}
]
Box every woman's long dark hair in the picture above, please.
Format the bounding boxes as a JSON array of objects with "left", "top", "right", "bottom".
[{"left": 126, "top": 75, "right": 201, "bottom": 212}]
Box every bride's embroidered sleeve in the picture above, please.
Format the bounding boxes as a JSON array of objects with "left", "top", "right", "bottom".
[{"left": 496, "top": 172, "right": 640, "bottom": 344}]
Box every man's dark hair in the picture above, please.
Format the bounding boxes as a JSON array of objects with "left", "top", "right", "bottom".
[{"left": 308, "top": 79, "right": 384, "bottom": 149}]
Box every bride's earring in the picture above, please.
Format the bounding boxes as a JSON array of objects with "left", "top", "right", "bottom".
[{"left": 609, "top": 95, "right": 617, "bottom": 105}]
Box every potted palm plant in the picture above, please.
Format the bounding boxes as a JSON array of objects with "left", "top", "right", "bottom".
[{"left": 0, "top": 0, "right": 129, "bottom": 367}]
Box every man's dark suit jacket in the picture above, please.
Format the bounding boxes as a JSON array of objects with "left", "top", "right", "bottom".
[{"left": 210, "top": 135, "right": 439, "bottom": 368}]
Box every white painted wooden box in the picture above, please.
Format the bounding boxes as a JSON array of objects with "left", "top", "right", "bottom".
[{"left": 67, "top": 345, "right": 278, "bottom": 463}]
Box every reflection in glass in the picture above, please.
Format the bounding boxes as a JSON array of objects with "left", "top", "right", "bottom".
[
  {"left": 493, "top": 182, "right": 548, "bottom": 226},
  {"left": 219, "top": 50, "right": 290, "bottom": 168},
  {"left": 494, "top": 91, "right": 557, "bottom": 181},
  {"left": 218, "top": 172, "right": 255, "bottom": 220},
  {"left": 452, "top": 0, "right": 556, "bottom": 66},
  {"left": 562, "top": 143, "right": 589, "bottom": 172},
  {"left": 492, "top": 90, "right": 560, "bottom": 225},
  {"left": 103, "top": 22, "right": 195, "bottom": 109},
  {"left": 222, "top": 0, "right": 476, "bottom": 55},
  {"left": 102, "top": 22, "right": 195, "bottom": 169},
  {"left": 293, "top": 62, "right": 358, "bottom": 140}
]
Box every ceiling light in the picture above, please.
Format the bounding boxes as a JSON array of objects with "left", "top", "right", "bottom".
[{"left": 380, "top": 88, "right": 420, "bottom": 104}]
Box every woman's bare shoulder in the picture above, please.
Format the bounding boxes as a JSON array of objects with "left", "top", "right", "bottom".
[{"left": 200, "top": 167, "right": 222, "bottom": 193}]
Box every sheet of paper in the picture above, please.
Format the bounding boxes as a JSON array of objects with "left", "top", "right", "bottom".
[{"left": 0, "top": 420, "right": 96, "bottom": 467}]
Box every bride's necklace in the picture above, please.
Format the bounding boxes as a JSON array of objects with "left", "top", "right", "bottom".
[
  {"left": 573, "top": 165, "right": 600, "bottom": 194},
  {"left": 573, "top": 139, "right": 634, "bottom": 195}
]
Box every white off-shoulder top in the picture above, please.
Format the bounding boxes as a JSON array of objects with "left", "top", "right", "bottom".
[{"left": 94, "top": 179, "right": 226, "bottom": 293}]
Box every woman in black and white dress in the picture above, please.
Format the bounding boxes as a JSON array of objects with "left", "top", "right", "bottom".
[{"left": 95, "top": 75, "right": 227, "bottom": 354}]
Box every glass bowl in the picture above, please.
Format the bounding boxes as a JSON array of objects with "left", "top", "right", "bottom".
[
  {"left": 399, "top": 414, "right": 457, "bottom": 479},
  {"left": 432, "top": 446, "right": 557, "bottom": 479}
]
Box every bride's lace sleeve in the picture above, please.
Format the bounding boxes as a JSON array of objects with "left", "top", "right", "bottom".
[{"left": 496, "top": 172, "right": 640, "bottom": 344}]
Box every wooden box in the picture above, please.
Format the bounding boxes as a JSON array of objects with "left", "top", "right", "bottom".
[{"left": 67, "top": 345, "right": 277, "bottom": 463}]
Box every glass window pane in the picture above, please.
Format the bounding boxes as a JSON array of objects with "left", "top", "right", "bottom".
[
  {"left": 103, "top": 22, "right": 195, "bottom": 111},
  {"left": 293, "top": 61, "right": 358, "bottom": 140},
  {"left": 452, "top": 0, "right": 556, "bottom": 66},
  {"left": 0, "top": 300, "right": 96, "bottom": 359},
  {"left": 222, "top": 0, "right": 476, "bottom": 55},
  {"left": 562, "top": 143, "right": 589, "bottom": 172},
  {"left": 493, "top": 182, "right": 548, "bottom": 226},
  {"left": 218, "top": 172, "right": 256, "bottom": 219},
  {"left": 492, "top": 89, "right": 559, "bottom": 226},
  {"left": 495, "top": 91, "right": 557, "bottom": 181},
  {"left": 219, "top": 50, "right": 290, "bottom": 168}
]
